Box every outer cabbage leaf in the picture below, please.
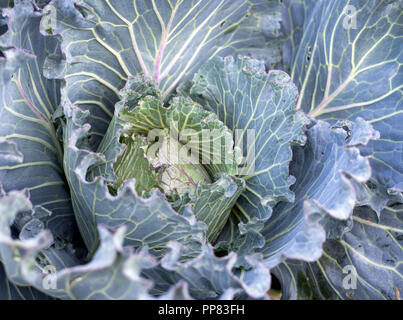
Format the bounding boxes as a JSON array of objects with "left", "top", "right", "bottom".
[
  {"left": 261, "top": 119, "right": 376, "bottom": 268},
  {"left": 283, "top": 0, "right": 403, "bottom": 194},
  {"left": 275, "top": 204, "right": 403, "bottom": 300},
  {"left": 0, "top": 1, "right": 75, "bottom": 299},
  {"left": 146, "top": 241, "right": 271, "bottom": 299},
  {"left": 183, "top": 55, "right": 307, "bottom": 222},
  {"left": 46, "top": 0, "right": 284, "bottom": 149},
  {"left": 280, "top": 0, "right": 318, "bottom": 73},
  {"left": 0, "top": 1, "right": 79, "bottom": 242},
  {"left": 0, "top": 189, "right": 160, "bottom": 299},
  {"left": 0, "top": 188, "right": 271, "bottom": 299},
  {"left": 0, "top": 189, "right": 84, "bottom": 299}
]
